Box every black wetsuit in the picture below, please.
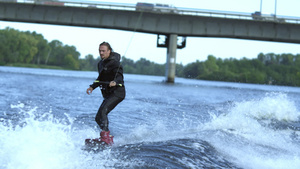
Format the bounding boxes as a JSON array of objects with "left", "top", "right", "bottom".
[{"left": 89, "top": 52, "right": 125, "bottom": 131}]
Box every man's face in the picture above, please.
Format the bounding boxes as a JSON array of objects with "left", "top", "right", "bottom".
[{"left": 99, "top": 45, "right": 110, "bottom": 60}]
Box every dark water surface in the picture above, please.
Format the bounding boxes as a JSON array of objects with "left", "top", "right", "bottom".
[{"left": 1, "top": 66, "right": 300, "bottom": 169}]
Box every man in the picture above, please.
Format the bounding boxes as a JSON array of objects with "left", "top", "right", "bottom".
[{"left": 86, "top": 42, "right": 125, "bottom": 145}]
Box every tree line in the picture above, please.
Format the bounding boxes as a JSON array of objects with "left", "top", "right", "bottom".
[
  {"left": 179, "top": 54, "right": 300, "bottom": 86},
  {"left": 0, "top": 28, "right": 80, "bottom": 69},
  {"left": 1, "top": 27, "right": 300, "bottom": 86}
]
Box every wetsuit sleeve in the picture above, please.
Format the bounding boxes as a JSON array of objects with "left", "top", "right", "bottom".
[
  {"left": 111, "top": 62, "right": 124, "bottom": 86},
  {"left": 114, "top": 66, "right": 124, "bottom": 86},
  {"left": 89, "top": 75, "right": 101, "bottom": 89},
  {"left": 89, "top": 61, "right": 102, "bottom": 89}
]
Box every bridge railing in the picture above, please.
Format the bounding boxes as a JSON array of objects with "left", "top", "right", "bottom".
[
  {"left": 15, "top": 0, "right": 136, "bottom": 11},
  {"left": 4, "top": 0, "right": 300, "bottom": 24},
  {"left": 63, "top": 0, "right": 136, "bottom": 11}
]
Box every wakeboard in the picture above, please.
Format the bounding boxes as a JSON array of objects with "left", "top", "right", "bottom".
[{"left": 83, "top": 137, "right": 113, "bottom": 152}]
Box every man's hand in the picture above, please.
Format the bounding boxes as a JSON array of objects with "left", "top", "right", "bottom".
[
  {"left": 109, "top": 81, "right": 116, "bottom": 87},
  {"left": 86, "top": 87, "right": 94, "bottom": 95}
]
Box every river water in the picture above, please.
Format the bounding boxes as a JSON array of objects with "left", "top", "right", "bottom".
[{"left": 1, "top": 66, "right": 300, "bottom": 169}]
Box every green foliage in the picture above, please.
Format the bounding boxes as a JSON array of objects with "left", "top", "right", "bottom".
[
  {"left": 182, "top": 60, "right": 204, "bottom": 78},
  {"left": 184, "top": 54, "right": 300, "bottom": 86},
  {"left": 121, "top": 57, "right": 165, "bottom": 76},
  {"left": 79, "top": 54, "right": 100, "bottom": 71},
  {"left": 0, "top": 28, "right": 81, "bottom": 70}
]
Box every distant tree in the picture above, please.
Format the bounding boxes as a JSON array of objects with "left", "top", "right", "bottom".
[
  {"left": 17, "top": 32, "right": 39, "bottom": 63},
  {"left": 122, "top": 56, "right": 136, "bottom": 74},
  {"left": 80, "top": 54, "right": 97, "bottom": 71},
  {"left": 31, "top": 32, "right": 50, "bottom": 65},
  {"left": 203, "top": 55, "right": 219, "bottom": 74},
  {"left": 182, "top": 60, "right": 203, "bottom": 78}
]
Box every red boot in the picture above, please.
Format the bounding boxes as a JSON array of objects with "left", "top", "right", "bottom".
[
  {"left": 100, "top": 131, "right": 114, "bottom": 146},
  {"left": 85, "top": 131, "right": 114, "bottom": 147}
]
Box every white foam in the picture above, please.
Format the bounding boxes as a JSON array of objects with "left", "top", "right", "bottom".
[
  {"left": 0, "top": 105, "right": 135, "bottom": 169},
  {"left": 202, "top": 92, "right": 300, "bottom": 169},
  {"left": 10, "top": 102, "right": 25, "bottom": 109}
]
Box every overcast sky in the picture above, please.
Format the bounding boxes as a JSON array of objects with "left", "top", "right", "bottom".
[{"left": 1, "top": 0, "right": 300, "bottom": 65}]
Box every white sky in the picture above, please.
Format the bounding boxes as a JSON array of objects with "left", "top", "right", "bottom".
[{"left": 1, "top": 0, "right": 300, "bottom": 65}]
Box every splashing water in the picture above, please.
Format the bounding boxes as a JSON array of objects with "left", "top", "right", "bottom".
[
  {"left": 203, "top": 93, "right": 300, "bottom": 169},
  {"left": 0, "top": 103, "right": 136, "bottom": 169}
]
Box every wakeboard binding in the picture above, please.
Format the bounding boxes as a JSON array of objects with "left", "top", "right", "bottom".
[{"left": 85, "top": 131, "right": 114, "bottom": 147}]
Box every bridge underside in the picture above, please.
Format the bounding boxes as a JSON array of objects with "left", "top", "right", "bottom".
[{"left": 1, "top": 2, "right": 300, "bottom": 43}]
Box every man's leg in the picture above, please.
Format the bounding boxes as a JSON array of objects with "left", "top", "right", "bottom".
[{"left": 95, "top": 96, "right": 124, "bottom": 131}]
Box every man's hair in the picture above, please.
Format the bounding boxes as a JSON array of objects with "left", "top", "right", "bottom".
[{"left": 99, "top": 41, "right": 113, "bottom": 52}]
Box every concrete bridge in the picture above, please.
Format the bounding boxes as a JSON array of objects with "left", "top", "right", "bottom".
[{"left": 1, "top": 0, "right": 300, "bottom": 82}]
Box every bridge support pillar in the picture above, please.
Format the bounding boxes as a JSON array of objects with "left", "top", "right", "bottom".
[{"left": 165, "top": 34, "right": 177, "bottom": 83}]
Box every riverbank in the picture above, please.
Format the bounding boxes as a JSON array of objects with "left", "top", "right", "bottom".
[{"left": 3, "top": 63, "right": 66, "bottom": 70}]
